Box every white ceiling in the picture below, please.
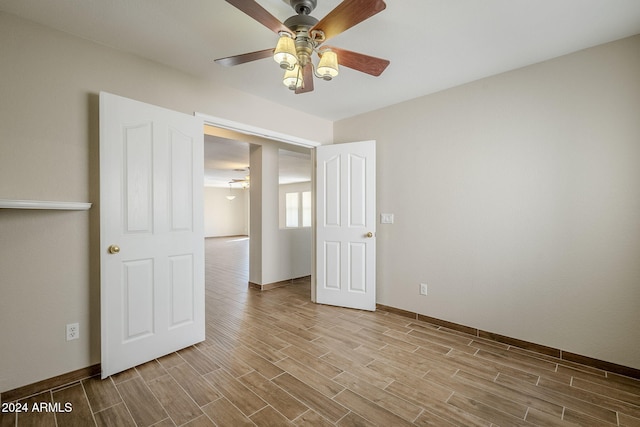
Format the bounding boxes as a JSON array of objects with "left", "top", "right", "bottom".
[
  {"left": 204, "top": 135, "right": 311, "bottom": 188},
  {"left": 2, "top": 0, "right": 639, "bottom": 185},
  {"left": 2, "top": 0, "right": 640, "bottom": 122}
]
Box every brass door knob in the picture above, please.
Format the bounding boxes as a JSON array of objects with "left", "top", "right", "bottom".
[
  {"left": 366, "top": 232, "right": 374, "bottom": 238},
  {"left": 108, "top": 245, "right": 120, "bottom": 254}
]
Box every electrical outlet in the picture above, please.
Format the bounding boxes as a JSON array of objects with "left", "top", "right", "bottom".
[
  {"left": 66, "top": 323, "right": 79, "bottom": 341},
  {"left": 420, "top": 283, "right": 428, "bottom": 296}
]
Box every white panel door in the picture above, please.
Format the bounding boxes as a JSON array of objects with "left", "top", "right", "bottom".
[
  {"left": 100, "top": 92, "right": 204, "bottom": 378},
  {"left": 316, "top": 140, "right": 376, "bottom": 311}
]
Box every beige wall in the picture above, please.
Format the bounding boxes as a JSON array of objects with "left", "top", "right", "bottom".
[
  {"left": 204, "top": 187, "right": 249, "bottom": 237},
  {"left": 335, "top": 35, "right": 640, "bottom": 369},
  {"left": 0, "top": 12, "right": 332, "bottom": 393}
]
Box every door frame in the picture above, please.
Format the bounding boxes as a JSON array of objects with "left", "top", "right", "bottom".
[
  {"left": 195, "top": 113, "right": 321, "bottom": 301},
  {"left": 195, "top": 114, "right": 321, "bottom": 149}
]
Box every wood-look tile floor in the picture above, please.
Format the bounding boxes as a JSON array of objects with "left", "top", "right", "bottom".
[{"left": 3, "top": 236, "right": 640, "bottom": 426}]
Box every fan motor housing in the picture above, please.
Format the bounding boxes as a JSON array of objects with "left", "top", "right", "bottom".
[
  {"left": 283, "top": 14, "right": 319, "bottom": 66},
  {"left": 283, "top": 14, "right": 318, "bottom": 31}
]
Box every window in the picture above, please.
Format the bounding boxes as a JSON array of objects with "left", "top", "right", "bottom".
[
  {"left": 285, "top": 191, "right": 312, "bottom": 228},
  {"left": 302, "top": 191, "right": 311, "bottom": 227},
  {"left": 285, "top": 192, "right": 299, "bottom": 227}
]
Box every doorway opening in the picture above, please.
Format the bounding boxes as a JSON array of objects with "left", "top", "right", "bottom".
[{"left": 200, "top": 116, "right": 319, "bottom": 294}]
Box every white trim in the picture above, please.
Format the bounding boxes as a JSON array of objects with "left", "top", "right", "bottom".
[
  {"left": 0, "top": 199, "right": 92, "bottom": 210},
  {"left": 195, "top": 112, "right": 321, "bottom": 148}
]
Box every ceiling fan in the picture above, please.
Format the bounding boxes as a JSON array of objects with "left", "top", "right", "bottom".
[
  {"left": 230, "top": 167, "right": 250, "bottom": 188},
  {"left": 215, "top": 0, "right": 390, "bottom": 94}
]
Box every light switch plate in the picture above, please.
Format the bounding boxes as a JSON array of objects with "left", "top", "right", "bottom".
[{"left": 380, "top": 213, "right": 394, "bottom": 224}]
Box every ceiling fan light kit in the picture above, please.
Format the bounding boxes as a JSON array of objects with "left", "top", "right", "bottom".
[
  {"left": 316, "top": 49, "right": 339, "bottom": 80},
  {"left": 216, "top": 0, "right": 390, "bottom": 94},
  {"left": 283, "top": 64, "right": 304, "bottom": 89},
  {"left": 273, "top": 32, "right": 297, "bottom": 69}
]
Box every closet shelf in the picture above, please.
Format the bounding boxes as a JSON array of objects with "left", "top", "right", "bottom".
[{"left": 0, "top": 199, "right": 92, "bottom": 210}]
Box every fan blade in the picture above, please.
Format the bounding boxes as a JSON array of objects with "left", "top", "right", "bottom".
[
  {"left": 327, "top": 46, "right": 389, "bottom": 76},
  {"left": 295, "top": 63, "right": 314, "bottom": 94},
  {"left": 225, "top": 0, "right": 292, "bottom": 35},
  {"left": 214, "top": 48, "right": 274, "bottom": 67},
  {"left": 311, "top": 0, "right": 386, "bottom": 42}
]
